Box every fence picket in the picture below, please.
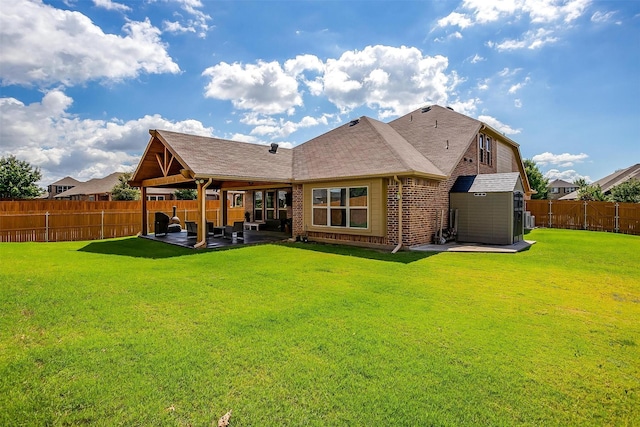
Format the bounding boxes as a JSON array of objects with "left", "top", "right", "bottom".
[
  {"left": 0, "top": 200, "right": 246, "bottom": 242},
  {"left": 526, "top": 200, "right": 639, "bottom": 236}
]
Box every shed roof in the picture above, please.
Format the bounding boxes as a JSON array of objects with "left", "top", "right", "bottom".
[{"left": 450, "top": 172, "right": 522, "bottom": 193}]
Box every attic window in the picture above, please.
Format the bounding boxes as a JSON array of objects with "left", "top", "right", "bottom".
[
  {"left": 421, "top": 106, "right": 431, "bottom": 113},
  {"left": 349, "top": 119, "right": 360, "bottom": 127}
]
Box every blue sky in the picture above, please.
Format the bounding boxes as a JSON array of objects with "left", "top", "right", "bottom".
[{"left": 1, "top": 0, "right": 638, "bottom": 186}]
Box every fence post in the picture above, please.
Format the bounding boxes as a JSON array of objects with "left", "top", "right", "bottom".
[
  {"left": 584, "top": 201, "right": 588, "bottom": 230},
  {"left": 615, "top": 203, "right": 619, "bottom": 233},
  {"left": 101, "top": 210, "right": 104, "bottom": 239},
  {"left": 45, "top": 211, "right": 49, "bottom": 242},
  {"left": 548, "top": 200, "right": 552, "bottom": 228}
]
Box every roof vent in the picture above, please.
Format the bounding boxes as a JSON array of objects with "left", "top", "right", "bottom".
[
  {"left": 421, "top": 106, "right": 431, "bottom": 113},
  {"left": 349, "top": 119, "right": 360, "bottom": 127},
  {"left": 269, "top": 143, "right": 278, "bottom": 154},
  {"left": 446, "top": 106, "right": 454, "bottom": 111}
]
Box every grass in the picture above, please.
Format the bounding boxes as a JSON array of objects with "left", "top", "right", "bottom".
[{"left": 0, "top": 229, "right": 638, "bottom": 426}]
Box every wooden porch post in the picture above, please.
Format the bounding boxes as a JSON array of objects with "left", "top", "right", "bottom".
[
  {"left": 222, "top": 190, "right": 228, "bottom": 226},
  {"left": 141, "top": 186, "right": 148, "bottom": 235},
  {"left": 197, "top": 180, "right": 206, "bottom": 243}
]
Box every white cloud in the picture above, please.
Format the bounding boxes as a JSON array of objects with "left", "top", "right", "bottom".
[
  {"left": 437, "top": 12, "right": 473, "bottom": 29},
  {"left": 249, "top": 114, "right": 331, "bottom": 139},
  {"left": 489, "top": 28, "right": 559, "bottom": 51},
  {"left": 508, "top": 77, "right": 530, "bottom": 94},
  {"left": 0, "top": 90, "right": 213, "bottom": 184},
  {"left": 202, "top": 60, "right": 303, "bottom": 115},
  {"left": 591, "top": 10, "right": 618, "bottom": 24},
  {"left": 470, "top": 54, "right": 485, "bottom": 63},
  {"left": 532, "top": 152, "right": 589, "bottom": 166},
  {"left": 163, "top": 20, "right": 197, "bottom": 34},
  {"left": 323, "top": 45, "right": 453, "bottom": 118},
  {"left": 93, "top": 0, "right": 131, "bottom": 12},
  {"left": 544, "top": 169, "right": 591, "bottom": 183},
  {"left": 203, "top": 45, "right": 458, "bottom": 121},
  {"left": 514, "top": 99, "right": 522, "bottom": 108},
  {"left": 437, "top": 0, "right": 591, "bottom": 51},
  {"left": 478, "top": 115, "right": 522, "bottom": 135},
  {"left": 152, "top": 0, "right": 211, "bottom": 37},
  {"left": 0, "top": 0, "right": 180, "bottom": 87}
]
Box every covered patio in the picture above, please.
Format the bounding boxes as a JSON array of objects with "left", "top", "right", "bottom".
[
  {"left": 130, "top": 129, "right": 294, "bottom": 249},
  {"left": 140, "top": 228, "right": 291, "bottom": 249}
]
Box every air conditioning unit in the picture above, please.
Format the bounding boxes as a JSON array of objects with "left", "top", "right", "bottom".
[{"left": 524, "top": 212, "right": 535, "bottom": 229}]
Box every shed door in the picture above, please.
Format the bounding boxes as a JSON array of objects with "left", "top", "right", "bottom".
[{"left": 513, "top": 192, "right": 524, "bottom": 242}]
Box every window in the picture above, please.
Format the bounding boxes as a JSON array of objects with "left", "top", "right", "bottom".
[
  {"left": 479, "top": 134, "right": 485, "bottom": 163},
  {"left": 486, "top": 137, "right": 492, "bottom": 166},
  {"left": 278, "top": 190, "right": 288, "bottom": 219},
  {"left": 230, "top": 193, "right": 243, "bottom": 207},
  {"left": 551, "top": 187, "right": 559, "bottom": 194},
  {"left": 312, "top": 186, "right": 368, "bottom": 229},
  {"left": 265, "top": 191, "right": 276, "bottom": 219},
  {"left": 254, "top": 191, "right": 263, "bottom": 221}
]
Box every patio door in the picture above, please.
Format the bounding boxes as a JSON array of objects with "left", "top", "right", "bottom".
[{"left": 265, "top": 191, "right": 276, "bottom": 219}]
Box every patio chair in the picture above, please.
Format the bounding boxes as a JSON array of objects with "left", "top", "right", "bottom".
[
  {"left": 185, "top": 221, "right": 197, "bottom": 237},
  {"left": 223, "top": 221, "right": 244, "bottom": 240},
  {"left": 154, "top": 212, "right": 170, "bottom": 236}
]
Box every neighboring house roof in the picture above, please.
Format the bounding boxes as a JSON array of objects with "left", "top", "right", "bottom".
[
  {"left": 293, "top": 116, "right": 445, "bottom": 182},
  {"left": 451, "top": 172, "right": 522, "bottom": 193},
  {"left": 55, "top": 172, "right": 125, "bottom": 198},
  {"left": 560, "top": 163, "right": 640, "bottom": 200},
  {"left": 548, "top": 179, "right": 575, "bottom": 188},
  {"left": 49, "top": 176, "right": 81, "bottom": 187}
]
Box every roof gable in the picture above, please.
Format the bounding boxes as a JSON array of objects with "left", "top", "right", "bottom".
[
  {"left": 388, "top": 105, "right": 482, "bottom": 177},
  {"left": 293, "top": 116, "right": 444, "bottom": 182},
  {"left": 133, "top": 130, "right": 293, "bottom": 184}
]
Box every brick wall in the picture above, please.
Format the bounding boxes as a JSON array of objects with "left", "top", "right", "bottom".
[{"left": 292, "top": 184, "right": 304, "bottom": 237}]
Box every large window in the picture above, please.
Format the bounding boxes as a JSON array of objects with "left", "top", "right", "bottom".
[{"left": 312, "top": 186, "right": 368, "bottom": 229}]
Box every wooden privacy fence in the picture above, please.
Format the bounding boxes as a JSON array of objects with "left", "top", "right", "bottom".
[
  {"left": 0, "top": 200, "right": 245, "bottom": 243},
  {"left": 525, "top": 200, "right": 640, "bottom": 236}
]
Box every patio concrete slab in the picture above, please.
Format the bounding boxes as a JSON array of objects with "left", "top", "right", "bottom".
[
  {"left": 140, "top": 229, "right": 290, "bottom": 249},
  {"left": 410, "top": 240, "right": 536, "bottom": 253}
]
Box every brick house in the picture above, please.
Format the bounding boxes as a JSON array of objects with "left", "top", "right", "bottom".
[{"left": 130, "top": 105, "right": 531, "bottom": 248}]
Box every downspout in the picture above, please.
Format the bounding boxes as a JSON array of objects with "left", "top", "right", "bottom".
[
  {"left": 392, "top": 175, "right": 403, "bottom": 253},
  {"left": 194, "top": 178, "right": 213, "bottom": 249}
]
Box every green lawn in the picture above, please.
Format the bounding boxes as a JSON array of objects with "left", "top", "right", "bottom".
[{"left": 0, "top": 229, "right": 638, "bottom": 426}]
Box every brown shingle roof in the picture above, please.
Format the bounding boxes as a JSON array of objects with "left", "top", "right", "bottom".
[
  {"left": 293, "top": 116, "right": 444, "bottom": 182},
  {"left": 156, "top": 130, "right": 293, "bottom": 182},
  {"left": 55, "top": 172, "right": 124, "bottom": 198},
  {"left": 50, "top": 176, "right": 81, "bottom": 187},
  {"left": 388, "top": 105, "right": 482, "bottom": 177},
  {"left": 560, "top": 163, "right": 640, "bottom": 200}
]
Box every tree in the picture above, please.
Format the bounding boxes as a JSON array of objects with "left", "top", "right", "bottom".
[
  {"left": 174, "top": 189, "right": 197, "bottom": 200},
  {"left": 524, "top": 159, "right": 549, "bottom": 199},
  {"left": 573, "top": 177, "right": 588, "bottom": 189},
  {"left": 0, "top": 155, "right": 43, "bottom": 199},
  {"left": 111, "top": 172, "right": 140, "bottom": 200},
  {"left": 577, "top": 184, "right": 606, "bottom": 201},
  {"left": 608, "top": 179, "right": 640, "bottom": 203}
]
